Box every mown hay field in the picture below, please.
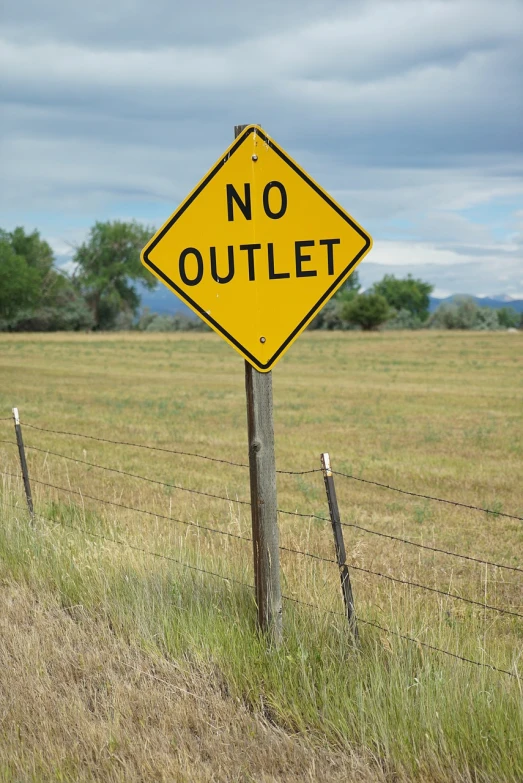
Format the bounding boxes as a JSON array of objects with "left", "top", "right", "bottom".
[{"left": 0, "top": 330, "right": 522, "bottom": 782}]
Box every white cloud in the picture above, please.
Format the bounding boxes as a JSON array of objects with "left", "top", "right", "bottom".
[
  {"left": 368, "top": 239, "right": 520, "bottom": 268},
  {"left": 1, "top": 0, "right": 521, "bottom": 132},
  {"left": 361, "top": 240, "right": 523, "bottom": 296}
]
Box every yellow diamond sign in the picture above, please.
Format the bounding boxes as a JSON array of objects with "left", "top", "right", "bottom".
[{"left": 141, "top": 125, "right": 372, "bottom": 371}]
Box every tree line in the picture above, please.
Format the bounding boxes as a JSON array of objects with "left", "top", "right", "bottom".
[
  {"left": 1, "top": 221, "right": 521, "bottom": 332},
  {"left": 0, "top": 222, "right": 154, "bottom": 332},
  {"left": 310, "top": 275, "right": 522, "bottom": 331}
]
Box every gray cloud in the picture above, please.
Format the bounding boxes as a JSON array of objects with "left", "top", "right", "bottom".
[
  {"left": 0, "top": 0, "right": 522, "bottom": 295},
  {"left": 2, "top": 0, "right": 351, "bottom": 48}
]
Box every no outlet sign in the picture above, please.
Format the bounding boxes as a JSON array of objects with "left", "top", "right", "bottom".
[{"left": 141, "top": 125, "right": 372, "bottom": 371}]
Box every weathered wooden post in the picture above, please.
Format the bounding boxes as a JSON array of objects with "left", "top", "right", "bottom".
[
  {"left": 245, "top": 361, "right": 282, "bottom": 644},
  {"left": 235, "top": 124, "right": 282, "bottom": 646},
  {"left": 321, "top": 452, "right": 358, "bottom": 642},
  {"left": 12, "top": 407, "right": 34, "bottom": 521}
]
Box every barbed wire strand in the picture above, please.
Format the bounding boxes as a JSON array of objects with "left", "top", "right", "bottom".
[
  {"left": 279, "top": 545, "right": 523, "bottom": 619},
  {"left": 0, "top": 471, "right": 252, "bottom": 544},
  {"left": 0, "top": 445, "right": 254, "bottom": 506},
  {"left": 2, "top": 420, "right": 521, "bottom": 516},
  {"left": 2, "top": 471, "right": 519, "bottom": 619},
  {"left": 2, "top": 454, "right": 521, "bottom": 575},
  {"left": 275, "top": 506, "right": 523, "bottom": 574},
  {"left": 1, "top": 498, "right": 249, "bottom": 590},
  {"left": 332, "top": 470, "right": 523, "bottom": 523},
  {"left": 282, "top": 595, "right": 518, "bottom": 679},
  {"left": 1, "top": 492, "right": 518, "bottom": 680},
  {"left": 12, "top": 445, "right": 522, "bottom": 575},
  {"left": 338, "top": 519, "right": 523, "bottom": 575},
  {"left": 11, "top": 423, "right": 319, "bottom": 475},
  {"left": 45, "top": 514, "right": 254, "bottom": 590}
]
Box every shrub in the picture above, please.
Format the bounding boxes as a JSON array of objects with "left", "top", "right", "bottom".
[
  {"left": 384, "top": 308, "right": 424, "bottom": 330},
  {"left": 308, "top": 300, "right": 347, "bottom": 330},
  {"left": 135, "top": 310, "right": 210, "bottom": 332},
  {"left": 429, "top": 297, "right": 501, "bottom": 330},
  {"left": 341, "top": 293, "right": 391, "bottom": 331}
]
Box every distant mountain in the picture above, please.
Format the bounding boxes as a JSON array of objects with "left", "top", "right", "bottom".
[
  {"left": 429, "top": 295, "right": 523, "bottom": 313},
  {"left": 136, "top": 283, "right": 523, "bottom": 317},
  {"left": 135, "top": 281, "right": 192, "bottom": 315}
]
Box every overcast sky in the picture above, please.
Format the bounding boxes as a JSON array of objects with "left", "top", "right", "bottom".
[{"left": 1, "top": 0, "right": 522, "bottom": 297}]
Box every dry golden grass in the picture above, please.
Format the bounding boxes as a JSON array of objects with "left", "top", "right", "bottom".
[
  {"left": 0, "top": 330, "right": 522, "bottom": 781},
  {"left": 1, "top": 583, "right": 374, "bottom": 783}
]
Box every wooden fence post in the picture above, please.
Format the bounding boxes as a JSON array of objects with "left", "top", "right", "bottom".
[
  {"left": 12, "top": 407, "right": 34, "bottom": 521},
  {"left": 236, "top": 123, "right": 283, "bottom": 646},
  {"left": 321, "top": 452, "right": 358, "bottom": 642}
]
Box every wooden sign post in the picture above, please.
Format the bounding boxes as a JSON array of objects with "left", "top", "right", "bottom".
[
  {"left": 235, "top": 128, "right": 283, "bottom": 646},
  {"left": 245, "top": 360, "right": 282, "bottom": 644}
]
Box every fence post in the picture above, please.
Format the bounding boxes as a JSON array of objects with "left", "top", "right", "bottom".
[
  {"left": 321, "top": 452, "right": 358, "bottom": 643},
  {"left": 12, "top": 407, "right": 34, "bottom": 520},
  {"left": 236, "top": 123, "right": 283, "bottom": 647}
]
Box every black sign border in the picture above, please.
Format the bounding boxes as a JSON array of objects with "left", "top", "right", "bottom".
[{"left": 142, "top": 126, "right": 371, "bottom": 371}]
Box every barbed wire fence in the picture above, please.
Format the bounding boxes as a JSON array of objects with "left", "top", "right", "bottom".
[{"left": 0, "top": 411, "right": 521, "bottom": 681}]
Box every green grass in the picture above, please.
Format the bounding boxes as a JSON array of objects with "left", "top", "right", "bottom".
[{"left": 0, "top": 330, "right": 522, "bottom": 781}]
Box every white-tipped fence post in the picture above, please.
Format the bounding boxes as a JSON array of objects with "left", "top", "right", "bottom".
[
  {"left": 12, "top": 407, "right": 34, "bottom": 521},
  {"left": 321, "top": 452, "right": 358, "bottom": 643}
]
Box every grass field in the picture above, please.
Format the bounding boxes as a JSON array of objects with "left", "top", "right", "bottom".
[{"left": 0, "top": 330, "right": 522, "bottom": 782}]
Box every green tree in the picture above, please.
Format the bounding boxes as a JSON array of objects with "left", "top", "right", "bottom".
[
  {"left": 371, "top": 274, "right": 433, "bottom": 322},
  {"left": 308, "top": 271, "right": 361, "bottom": 330},
  {"left": 497, "top": 307, "right": 519, "bottom": 328},
  {"left": 341, "top": 292, "right": 391, "bottom": 331},
  {"left": 0, "top": 237, "right": 41, "bottom": 324},
  {"left": 334, "top": 270, "right": 361, "bottom": 302},
  {"left": 73, "top": 220, "right": 156, "bottom": 329},
  {"left": 8, "top": 226, "right": 54, "bottom": 275},
  {"left": 0, "top": 226, "right": 93, "bottom": 332}
]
